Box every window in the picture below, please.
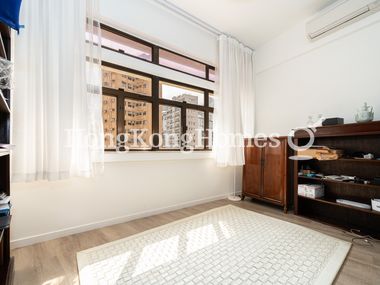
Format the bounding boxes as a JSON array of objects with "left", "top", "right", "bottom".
[
  {"left": 102, "top": 66, "right": 152, "bottom": 96},
  {"left": 160, "top": 105, "right": 182, "bottom": 149},
  {"left": 186, "top": 109, "right": 205, "bottom": 149},
  {"left": 102, "top": 95, "right": 117, "bottom": 149},
  {"left": 100, "top": 25, "right": 215, "bottom": 152},
  {"left": 209, "top": 67, "right": 216, "bottom": 82},
  {"left": 100, "top": 26, "right": 152, "bottom": 61},
  {"left": 159, "top": 81, "right": 204, "bottom": 106},
  {"left": 209, "top": 93, "right": 215, "bottom": 108},
  {"left": 98, "top": 24, "right": 215, "bottom": 82},
  {"left": 159, "top": 49, "right": 206, "bottom": 79},
  {"left": 208, "top": 113, "right": 214, "bottom": 148},
  {"left": 124, "top": 99, "right": 152, "bottom": 150}
]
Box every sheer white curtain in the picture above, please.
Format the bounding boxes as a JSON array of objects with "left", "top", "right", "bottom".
[
  {"left": 213, "top": 35, "right": 255, "bottom": 167},
  {"left": 12, "top": 0, "right": 104, "bottom": 182}
]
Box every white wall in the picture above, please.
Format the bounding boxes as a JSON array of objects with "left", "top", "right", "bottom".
[
  {"left": 10, "top": 0, "right": 233, "bottom": 248},
  {"left": 11, "top": 159, "right": 234, "bottom": 247},
  {"left": 99, "top": 0, "right": 218, "bottom": 66},
  {"left": 255, "top": 10, "right": 380, "bottom": 135}
]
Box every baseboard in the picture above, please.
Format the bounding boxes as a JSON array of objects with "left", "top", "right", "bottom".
[{"left": 10, "top": 193, "right": 230, "bottom": 249}]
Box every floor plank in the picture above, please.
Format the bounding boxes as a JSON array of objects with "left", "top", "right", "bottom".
[{"left": 11, "top": 199, "right": 380, "bottom": 285}]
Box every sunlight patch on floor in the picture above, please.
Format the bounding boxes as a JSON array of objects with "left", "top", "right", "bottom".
[
  {"left": 186, "top": 224, "right": 219, "bottom": 254},
  {"left": 133, "top": 235, "right": 179, "bottom": 276},
  {"left": 41, "top": 276, "right": 65, "bottom": 285}
]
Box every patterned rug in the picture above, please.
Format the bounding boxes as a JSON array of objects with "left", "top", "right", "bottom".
[{"left": 77, "top": 205, "right": 351, "bottom": 285}]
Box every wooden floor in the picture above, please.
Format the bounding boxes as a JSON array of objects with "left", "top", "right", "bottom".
[{"left": 11, "top": 199, "right": 380, "bottom": 285}]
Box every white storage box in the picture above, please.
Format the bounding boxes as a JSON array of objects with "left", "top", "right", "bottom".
[
  {"left": 371, "top": 199, "right": 380, "bottom": 212},
  {"left": 298, "top": 184, "right": 325, "bottom": 199}
]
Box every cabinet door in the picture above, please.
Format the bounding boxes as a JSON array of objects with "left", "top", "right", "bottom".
[
  {"left": 262, "top": 138, "right": 287, "bottom": 204},
  {"left": 243, "top": 141, "right": 263, "bottom": 198}
]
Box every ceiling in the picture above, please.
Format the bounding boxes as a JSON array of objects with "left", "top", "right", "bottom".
[{"left": 165, "top": 0, "right": 337, "bottom": 48}]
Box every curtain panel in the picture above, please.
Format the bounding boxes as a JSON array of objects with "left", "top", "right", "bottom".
[
  {"left": 213, "top": 35, "right": 255, "bottom": 167},
  {"left": 12, "top": 0, "right": 103, "bottom": 182}
]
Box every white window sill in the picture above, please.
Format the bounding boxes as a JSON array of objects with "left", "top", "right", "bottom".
[{"left": 104, "top": 151, "right": 213, "bottom": 163}]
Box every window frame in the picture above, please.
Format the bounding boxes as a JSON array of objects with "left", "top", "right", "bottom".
[
  {"left": 102, "top": 61, "right": 214, "bottom": 152},
  {"left": 100, "top": 24, "right": 216, "bottom": 82}
]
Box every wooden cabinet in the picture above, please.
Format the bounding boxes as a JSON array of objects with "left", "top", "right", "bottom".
[{"left": 242, "top": 137, "right": 289, "bottom": 212}]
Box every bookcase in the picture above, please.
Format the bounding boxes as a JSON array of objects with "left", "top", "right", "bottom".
[
  {"left": 294, "top": 121, "right": 380, "bottom": 237},
  {"left": 0, "top": 22, "right": 13, "bottom": 285}
]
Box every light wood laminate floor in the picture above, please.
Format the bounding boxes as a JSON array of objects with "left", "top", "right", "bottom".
[{"left": 11, "top": 199, "right": 380, "bottom": 285}]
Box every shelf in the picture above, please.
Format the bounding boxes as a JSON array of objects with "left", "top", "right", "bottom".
[
  {"left": 0, "top": 91, "right": 10, "bottom": 113},
  {"left": 0, "top": 32, "right": 6, "bottom": 59},
  {"left": 0, "top": 215, "right": 10, "bottom": 230},
  {"left": 315, "top": 158, "right": 380, "bottom": 164},
  {"left": 0, "top": 23, "right": 10, "bottom": 39},
  {"left": 298, "top": 176, "right": 380, "bottom": 190},
  {"left": 0, "top": 150, "right": 9, "bottom": 157},
  {"left": 294, "top": 121, "right": 380, "bottom": 138},
  {"left": 298, "top": 195, "right": 380, "bottom": 217}
]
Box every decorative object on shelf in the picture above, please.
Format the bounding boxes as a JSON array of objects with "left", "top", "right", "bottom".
[
  {"left": 298, "top": 184, "right": 325, "bottom": 199},
  {"left": 363, "top": 153, "right": 375, "bottom": 160},
  {"left": 324, "top": 175, "right": 357, "bottom": 182},
  {"left": 298, "top": 165, "right": 320, "bottom": 177},
  {"left": 352, "top": 152, "right": 375, "bottom": 160},
  {"left": 336, "top": 199, "right": 371, "bottom": 210},
  {"left": 314, "top": 114, "right": 325, "bottom": 127},
  {"left": 306, "top": 114, "right": 325, "bottom": 128},
  {"left": 322, "top": 117, "right": 344, "bottom": 126},
  {"left": 372, "top": 199, "right": 380, "bottom": 212},
  {"left": 297, "top": 146, "right": 343, "bottom": 160},
  {"left": 355, "top": 102, "right": 374, "bottom": 123},
  {"left": 306, "top": 115, "right": 314, "bottom": 127},
  {"left": 0, "top": 0, "right": 23, "bottom": 32},
  {"left": 373, "top": 177, "right": 380, "bottom": 186},
  {"left": 0, "top": 57, "right": 12, "bottom": 89}
]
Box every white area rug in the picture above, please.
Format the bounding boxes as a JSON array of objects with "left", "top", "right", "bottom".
[{"left": 77, "top": 205, "right": 351, "bottom": 285}]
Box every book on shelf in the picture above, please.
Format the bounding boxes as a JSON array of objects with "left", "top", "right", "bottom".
[
  {"left": 0, "top": 215, "right": 11, "bottom": 229},
  {"left": 0, "top": 203, "right": 10, "bottom": 216},
  {"left": 0, "top": 144, "right": 15, "bottom": 150},
  {"left": 0, "top": 192, "right": 10, "bottom": 205}
]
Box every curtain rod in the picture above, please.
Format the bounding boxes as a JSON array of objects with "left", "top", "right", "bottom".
[
  {"left": 152, "top": 0, "right": 222, "bottom": 36},
  {"left": 152, "top": 0, "right": 255, "bottom": 52}
]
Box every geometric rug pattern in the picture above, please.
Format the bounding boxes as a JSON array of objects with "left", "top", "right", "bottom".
[{"left": 77, "top": 205, "right": 351, "bottom": 285}]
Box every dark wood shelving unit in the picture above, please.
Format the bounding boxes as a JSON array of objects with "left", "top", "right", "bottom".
[
  {"left": 294, "top": 121, "right": 380, "bottom": 237},
  {"left": 0, "top": 21, "right": 13, "bottom": 285},
  {"left": 298, "top": 195, "right": 380, "bottom": 217},
  {"left": 298, "top": 175, "right": 380, "bottom": 190},
  {"left": 318, "top": 158, "right": 380, "bottom": 164}
]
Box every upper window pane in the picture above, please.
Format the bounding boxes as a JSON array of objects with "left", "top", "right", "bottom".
[
  {"left": 159, "top": 49, "right": 206, "bottom": 78},
  {"left": 102, "top": 66, "right": 152, "bottom": 96},
  {"left": 101, "top": 28, "right": 152, "bottom": 61},
  {"left": 209, "top": 68, "right": 216, "bottom": 82},
  {"left": 159, "top": 81, "right": 204, "bottom": 106}
]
